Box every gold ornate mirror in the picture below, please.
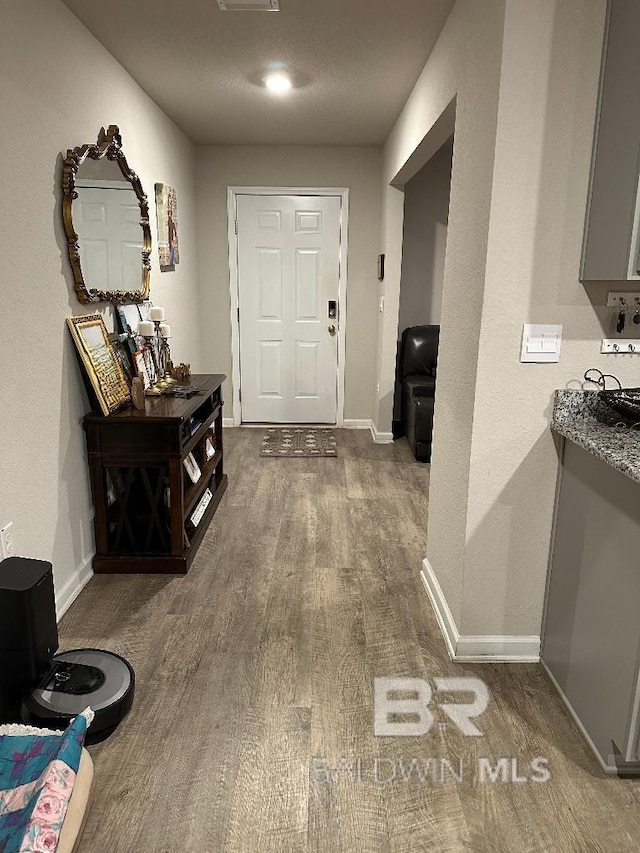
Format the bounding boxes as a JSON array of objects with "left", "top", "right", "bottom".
[{"left": 62, "top": 126, "right": 151, "bottom": 304}]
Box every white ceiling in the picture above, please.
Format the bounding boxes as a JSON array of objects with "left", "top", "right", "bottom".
[{"left": 62, "top": 0, "right": 455, "bottom": 146}]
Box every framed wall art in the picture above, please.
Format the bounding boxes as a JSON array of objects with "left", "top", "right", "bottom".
[
  {"left": 116, "top": 304, "right": 143, "bottom": 336},
  {"left": 67, "top": 314, "right": 131, "bottom": 416},
  {"left": 109, "top": 334, "right": 134, "bottom": 384},
  {"left": 133, "top": 349, "right": 152, "bottom": 390},
  {"left": 115, "top": 304, "right": 142, "bottom": 364},
  {"left": 155, "top": 183, "right": 179, "bottom": 270}
]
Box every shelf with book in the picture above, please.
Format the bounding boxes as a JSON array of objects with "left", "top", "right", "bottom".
[{"left": 183, "top": 450, "right": 223, "bottom": 519}]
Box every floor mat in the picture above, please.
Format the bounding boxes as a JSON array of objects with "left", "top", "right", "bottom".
[{"left": 259, "top": 427, "right": 337, "bottom": 457}]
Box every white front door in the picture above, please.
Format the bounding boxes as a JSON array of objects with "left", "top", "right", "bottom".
[{"left": 236, "top": 194, "right": 342, "bottom": 423}]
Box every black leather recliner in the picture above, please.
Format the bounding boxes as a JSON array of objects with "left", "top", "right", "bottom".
[{"left": 399, "top": 325, "right": 439, "bottom": 461}]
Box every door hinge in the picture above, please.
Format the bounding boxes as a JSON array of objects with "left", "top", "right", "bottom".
[
  {"left": 239, "top": 389, "right": 242, "bottom": 402},
  {"left": 237, "top": 307, "right": 240, "bottom": 322},
  {"left": 235, "top": 220, "right": 238, "bottom": 235}
]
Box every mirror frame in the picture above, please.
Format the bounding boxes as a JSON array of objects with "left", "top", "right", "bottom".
[{"left": 62, "top": 125, "right": 151, "bottom": 304}]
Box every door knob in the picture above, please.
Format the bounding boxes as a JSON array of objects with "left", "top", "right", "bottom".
[{"left": 328, "top": 324, "right": 336, "bottom": 336}]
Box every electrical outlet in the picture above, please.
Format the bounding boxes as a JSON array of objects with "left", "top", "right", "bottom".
[
  {"left": 0, "top": 522, "right": 14, "bottom": 559},
  {"left": 601, "top": 339, "right": 640, "bottom": 354},
  {"left": 606, "top": 291, "right": 640, "bottom": 308}
]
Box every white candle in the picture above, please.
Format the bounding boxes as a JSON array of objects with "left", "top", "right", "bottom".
[
  {"left": 159, "top": 323, "right": 171, "bottom": 338},
  {"left": 137, "top": 320, "right": 154, "bottom": 336},
  {"left": 148, "top": 306, "right": 165, "bottom": 321}
]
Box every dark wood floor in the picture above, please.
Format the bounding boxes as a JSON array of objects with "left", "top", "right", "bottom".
[{"left": 61, "top": 428, "right": 640, "bottom": 852}]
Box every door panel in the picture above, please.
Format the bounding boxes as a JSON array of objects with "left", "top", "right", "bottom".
[
  {"left": 257, "top": 341, "right": 283, "bottom": 397},
  {"left": 295, "top": 341, "right": 319, "bottom": 398},
  {"left": 296, "top": 210, "right": 323, "bottom": 233},
  {"left": 237, "top": 194, "right": 341, "bottom": 423},
  {"left": 257, "top": 210, "right": 281, "bottom": 231},
  {"left": 295, "top": 250, "right": 320, "bottom": 320},
  {"left": 258, "top": 249, "right": 283, "bottom": 319}
]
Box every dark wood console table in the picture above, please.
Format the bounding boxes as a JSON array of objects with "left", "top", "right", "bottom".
[{"left": 83, "top": 374, "right": 227, "bottom": 574}]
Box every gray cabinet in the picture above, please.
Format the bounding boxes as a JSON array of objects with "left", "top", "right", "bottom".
[
  {"left": 581, "top": 0, "right": 640, "bottom": 282},
  {"left": 542, "top": 440, "right": 640, "bottom": 774}
]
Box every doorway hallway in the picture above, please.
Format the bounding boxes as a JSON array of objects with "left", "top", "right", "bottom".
[
  {"left": 60, "top": 430, "right": 640, "bottom": 852},
  {"left": 393, "top": 138, "right": 452, "bottom": 444}
]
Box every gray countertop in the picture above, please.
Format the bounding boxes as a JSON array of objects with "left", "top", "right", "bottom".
[{"left": 551, "top": 390, "right": 640, "bottom": 485}]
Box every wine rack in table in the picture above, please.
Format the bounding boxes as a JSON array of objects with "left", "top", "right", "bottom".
[{"left": 83, "top": 374, "right": 227, "bottom": 574}]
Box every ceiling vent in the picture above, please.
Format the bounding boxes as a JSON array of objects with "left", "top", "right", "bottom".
[{"left": 217, "top": 0, "right": 279, "bottom": 10}]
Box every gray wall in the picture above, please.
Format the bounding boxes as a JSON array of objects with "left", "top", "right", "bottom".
[
  {"left": 378, "top": 0, "right": 639, "bottom": 644},
  {"left": 195, "top": 145, "right": 383, "bottom": 420},
  {"left": 0, "top": 0, "right": 201, "bottom": 613},
  {"left": 378, "top": 0, "right": 507, "bottom": 614}
]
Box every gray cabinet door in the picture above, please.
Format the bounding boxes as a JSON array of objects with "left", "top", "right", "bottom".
[
  {"left": 581, "top": 0, "right": 640, "bottom": 282},
  {"left": 542, "top": 441, "right": 640, "bottom": 770}
]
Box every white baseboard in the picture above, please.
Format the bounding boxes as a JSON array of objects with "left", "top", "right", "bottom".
[
  {"left": 369, "top": 422, "right": 394, "bottom": 444},
  {"left": 540, "top": 659, "right": 618, "bottom": 775},
  {"left": 420, "top": 558, "right": 541, "bottom": 662},
  {"left": 55, "top": 552, "right": 94, "bottom": 622},
  {"left": 226, "top": 418, "right": 393, "bottom": 442},
  {"left": 225, "top": 418, "right": 382, "bottom": 433},
  {"left": 419, "top": 558, "right": 458, "bottom": 658},
  {"left": 454, "top": 634, "right": 541, "bottom": 661},
  {"left": 342, "top": 419, "right": 371, "bottom": 429}
]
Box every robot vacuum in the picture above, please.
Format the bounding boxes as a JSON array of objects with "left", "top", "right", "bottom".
[{"left": 21, "top": 648, "right": 135, "bottom": 743}]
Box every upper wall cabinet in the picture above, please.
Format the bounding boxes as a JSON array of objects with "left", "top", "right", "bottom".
[{"left": 581, "top": 0, "right": 640, "bottom": 282}]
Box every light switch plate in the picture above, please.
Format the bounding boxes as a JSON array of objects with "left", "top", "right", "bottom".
[{"left": 520, "top": 324, "right": 562, "bottom": 363}]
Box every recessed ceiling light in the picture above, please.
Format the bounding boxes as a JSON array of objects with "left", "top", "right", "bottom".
[{"left": 264, "top": 73, "right": 292, "bottom": 94}]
